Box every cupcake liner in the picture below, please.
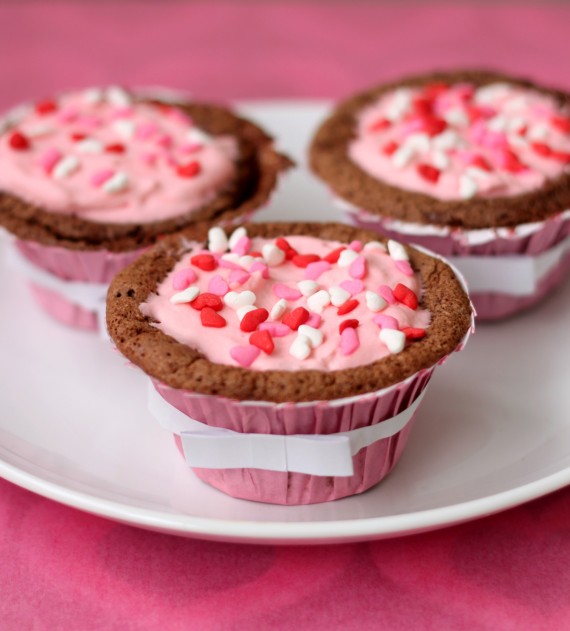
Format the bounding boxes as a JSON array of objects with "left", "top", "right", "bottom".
[
  {"left": 344, "top": 201, "right": 570, "bottom": 319},
  {"left": 10, "top": 239, "right": 146, "bottom": 331},
  {"left": 151, "top": 368, "right": 434, "bottom": 505}
]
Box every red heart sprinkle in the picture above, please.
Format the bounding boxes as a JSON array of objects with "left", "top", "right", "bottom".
[
  {"left": 8, "top": 132, "right": 30, "bottom": 150},
  {"left": 503, "top": 150, "right": 526, "bottom": 173},
  {"left": 424, "top": 83, "right": 449, "bottom": 99},
  {"left": 368, "top": 118, "right": 391, "bottom": 132},
  {"left": 412, "top": 97, "right": 434, "bottom": 117},
  {"left": 402, "top": 327, "right": 426, "bottom": 340},
  {"left": 191, "top": 293, "right": 223, "bottom": 311},
  {"left": 324, "top": 247, "right": 346, "bottom": 264},
  {"left": 551, "top": 116, "right": 570, "bottom": 134},
  {"left": 422, "top": 116, "right": 447, "bottom": 137},
  {"left": 394, "top": 283, "right": 418, "bottom": 310},
  {"left": 190, "top": 253, "right": 217, "bottom": 271},
  {"left": 382, "top": 141, "right": 399, "bottom": 156},
  {"left": 417, "top": 163, "right": 440, "bottom": 183},
  {"left": 249, "top": 329, "right": 274, "bottom": 354},
  {"left": 292, "top": 254, "right": 320, "bottom": 268},
  {"left": 282, "top": 307, "right": 310, "bottom": 331},
  {"left": 35, "top": 100, "right": 57, "bottom": 115},
  {"left": 201, "top": 307, "right": 227, "bottom": 327},
  {"left": 339, "top": 319, "right": 359, "bottom": 334},
  {"left": 531, "top": 142, "right": 552, "bottom": 157},
  {"left": 177, "top": 161, "right": 201, "bottom": 178},
  {"left": 275, "top": 237, "right": 292, "bottom": 252},
  {"left": 337, "top": 299, "right": 359, "bottom": 315},
  {"left": 249, "top": 250, "right": 263, "bottom": 257},
  {"left": 105, "top": 143, "right": 126, "bottom": 153},
  {"left": 240, "top": 308, "right": 269, "bottom": 332},
  {"left": 71, "top": 133, "right": 87, "bottom": 142},
  {"left": 471, "top": 155, "right": 492, "bottom": 171}
]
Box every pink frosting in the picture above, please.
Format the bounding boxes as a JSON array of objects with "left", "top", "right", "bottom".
[
  {"left": 140, "top": 232, "right": 431, "bottom": 371},
  {"left": 0, "top": 88, "right": 238, "bottom": 223},
  {"left": 349, "top": 82, "right": 570, "bottom": 200}
]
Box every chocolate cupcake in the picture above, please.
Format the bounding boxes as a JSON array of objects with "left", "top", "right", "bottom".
[
  {"left": 0, "top": 86, "right": 291, "bottom": 329},
  {"left": 310, "top": 70, "right": 570, "bottom": 319},
  {"left": 107, "top": 221, "right": 473, "bottom": 505}
]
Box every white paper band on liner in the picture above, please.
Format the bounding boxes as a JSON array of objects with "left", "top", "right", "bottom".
[
  {"left": 447, "top": 234, "right": 570, "bottom": 296},
  {"left": 148, "top": 382, "right": 425, "bottom": 477},
  {"left": 5, "top": 244, "right": 108, "bottom": 330}
]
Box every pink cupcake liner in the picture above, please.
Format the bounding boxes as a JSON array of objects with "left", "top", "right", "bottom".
[
  {"left": 152, "top": 368, "right": 434, "bottom": 505},
  {"left": 13, "top": 239, "right": 146, "bottom": 330},
  {"left": 346, "top": 206, "right": 570, "bottom": 320}
]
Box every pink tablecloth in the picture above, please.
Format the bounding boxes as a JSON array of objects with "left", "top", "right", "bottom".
[{"left": 2, "top": 2, "right": 570, "bottom": 629}]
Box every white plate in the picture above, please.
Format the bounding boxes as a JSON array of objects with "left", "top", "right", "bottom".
[{"left": 1, "top": 101, "right": 570, "bottom": 545}]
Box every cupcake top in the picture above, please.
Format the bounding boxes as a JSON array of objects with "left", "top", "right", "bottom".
[
  {"left": 310, "top": 70, "right": 570, "bottom": 230},
  {"left": 0, "top": 87, "right": 291, "bottom": 251},
  {"left": 107, "top": 222, "right": 473, "bottom": 402}
]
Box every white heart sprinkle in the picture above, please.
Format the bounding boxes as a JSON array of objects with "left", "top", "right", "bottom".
[
  {"left": 474, "top": 83, "right": 510, "bottom": 105},
  {"left": 113, "top": 119, "right": 136, "bottom": 140},
  {"left": 228, "top": 227, "right": 247, "bottom": 250},
  {"left": 224, "top": 290, "right": 256, "bottom": 310},
  {"left": 106, "top": 86, "right": 132, "bottom": 107},
  {"left": 289, "top": 335, "right": 311, "bottom": 360},
  {"left": 170, "top": 285, "right": 199, "bottom": 304},
  {"left": 459, "top": 175, "right": 478, "bottom": 199},
  {"left": 392, "top": 144, "right": 416, "bottom": 169},
  {"left": 307, "top": 289, "right": 331, "bottom": 314},
  {"left": 83, "top": 88, "right": 104, "bottom": 105},
  {"left": 363, "top": 241, "right": 387, "bottom": 252},
  {"left": 366, "top": 291, "right": 387, "bottom": 312},
  {"left": 465, "top": 166, "right": 490, "bottom": 180},
  {"left": 379, "top": 329, "right": 406, "bottom": 354},
  {"left": 487, "top": 115, "right": 508, "bottom": 133},
  {"left": 27, "top": 124, "right": 54, "bottom": 138},
  {"left": 386, "top": 88, "right": 412, "bottom": 121},
  {"left": 338, "top": 249, "right": 359, "bottom": 268},
  {"left": 387, "top": 240, "right": 409, "bottom": 261},
  {"left": 52, "top": 155, "right": 79, "bottom": 179},
  {"left": 76, "top": 139, "right": 104, "bottom": 154},
  {"left": 221, "top": 252, "right": 240, "bottom": 265},
  {"left": 507, "top": 116, "right": 527, "bottom": 134},
  {"left": 527, "top": 124, "right": 549, "bottom": 141},
  {"left": 329, "top": 286, "right": 351, "bottom": 307},
  {"left": 236, "top": 304, "right": 256, "bottom": 321},
  {"left": 297, "top": 280, "right": 319, "bottom": 297},
  {"left": 432, "top": 129, "right": 460, "bottom": 150},
  {"left": 298, "top": 325, "right": 323, "bottom": 348},
  {"left": 103, "top": 171, "right": 129, "bottom": 194},
  {"left": 270, "top": 299, "right": 287, "bottom": 320},
  {"left": 207, "top": 227, "right": 228, "bottom": 253},
  {"left": 405, "top": 133, "right": 430, "bottom": 153},
  {"left": 238, "top": 255, "right": 255, "bottom": 270},
  {"left": 187, "top": 128, "right": 212, "bottom": 145},
  {"left": 432, "top": 150, "right": 450, "bottom": 170},
  {"left": 443, "top": 108, "right": 469, "bottom": 127},
  {"left": 262, "top": 243, "right": 286, "bottom": 267}
]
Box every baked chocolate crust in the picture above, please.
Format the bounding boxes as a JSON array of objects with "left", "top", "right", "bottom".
[
  {"left": 106, "top": 222, "right": 473, "bottom": 403},
  {"left": 0, "top": 99, "right": 293, "bottom": 252},
  {"left": 309, "top": 69, "right": 570, "bottom": 230}
]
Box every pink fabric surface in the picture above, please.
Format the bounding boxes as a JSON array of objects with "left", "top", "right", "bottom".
[{"left": 2, "top": 1, "right": 570, "bottom": 629}]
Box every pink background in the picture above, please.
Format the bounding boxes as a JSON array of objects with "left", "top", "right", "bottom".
[{"left": 2, "top": 2, "right": 570, "bottom": 629}]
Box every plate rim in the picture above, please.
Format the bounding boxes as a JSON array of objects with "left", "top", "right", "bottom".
[{"left": 2, "top": 454, "right": 569, "bottom": 543}]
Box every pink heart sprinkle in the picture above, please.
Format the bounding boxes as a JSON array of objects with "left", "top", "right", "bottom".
[
  {"left": 259, "top": 322, "right": 291, "bottom": 337},
  {"left": 395, "top": 260, "right": 414, "bottom": 277},
  {"left": 110, "top": 107, "right": 135, "bottom": 120},
  {"left": 229, "top": 270, "right": 250, "bottom": 286},
  {"left": 180, "top": 142, "right": 202, "bottom": 154},
  {"left": 231, "top": 236, "right": 251, "bottom": 256},
  {"left": 38, "top": 148, "right": 62, "bottom": 174},
  {"left": 339, "top": 280, "right": 364, "bottom": 295},
  {"left": 481, "top": 131, "right": 508, "bottom": 150},
  {"left": 349, "top": 240, "right": 363, "bottom": 252},
  {"left": 349, "top": 255, "right": 367, "bottom": 280},
  {"left": 136, "top": 121, "right": 158, "bottom": 139},
  {"left": 142, "top": 152, "right": 158, "bottom": 166},
  {"left": 169, "top": 108, "right": 192, "bottom": 125},
  {"left": 57, "top": 107, "right": 78, "bottom": 123},
  {"left": 305, "top": 261, "right": 331, "bottom": 281},
  {"left": 207, "top": 274, "right": 229, "bottom": 296},
  {"left": 156, "top": 134, "right": 172, "bottom": 148},
  {"left": 172, "top": 268, "right": 198, "bottom": 291},
  {"left": 379, "top": 285, "right": 396, "bottom": 305},
  {"left": 468, "top": 120, "right": 487, "bottom": 145},
  {"left": 340, "top": 327, "right": 359, "bottom": 356},
  {"left": 219, "top": 259, "right": 243, "bottom": 271},
  {"left": 273, "top": 283, "right": 302, "bottom": 300},
  {"left": 230, "top": 345, "right": 260, "bottom": 368},
  {"left": 77, "top": 115, "right": 102, "bottom": 129},
  {"left": 90, "top": 169, "right": 115, "bottom": 187},
  {"left": 250, "top": 261, "right": 269, "bottom": 278},
  {"left": 373, "top": 314, "right": 399, "bottom": 330},
  {"left": 305, "top": 312, "right": 322, "bottom": 328}
]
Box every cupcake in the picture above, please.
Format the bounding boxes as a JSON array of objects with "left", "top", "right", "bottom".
[
  {"left": 106, "top": 222, "right": 473, "bottom": 505},
  {"left": 309, "top": 70, "right": 570, "bottom": 319},
  {"left": 0, "top": 86, "right": 291, "bottom": 330}
]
